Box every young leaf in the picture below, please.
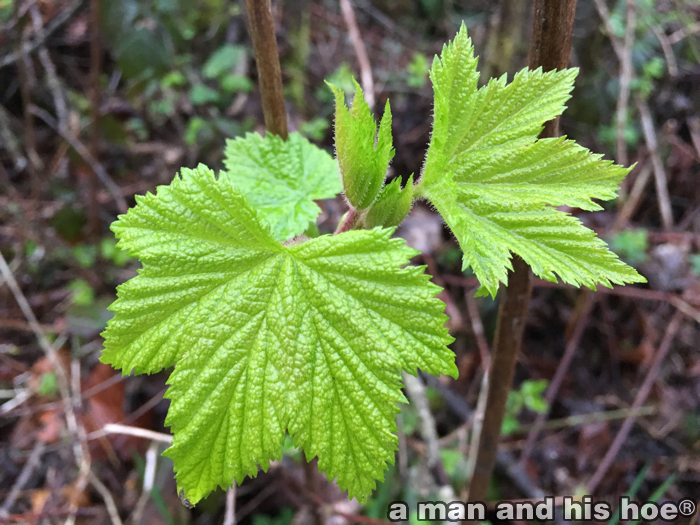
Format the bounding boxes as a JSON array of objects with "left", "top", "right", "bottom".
[
  {"left": 330, "top": 80, "right": 394, "bottom": 209},
  {"left": 364, "top": 175, "right": 414, "bottom": 229},
  {"left": 421, "top": 23, "right": 578, "bottom": 189},
  {"left": 418, "top": 24, "right": 645, "bottom": 296},
  {"left": 101, "top": 165, "right": 456, "bottom": 504},
  {"left": 223, "top": 132, "right": 341, "bottom": 241}
]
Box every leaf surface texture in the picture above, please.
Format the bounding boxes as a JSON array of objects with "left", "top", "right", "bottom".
[
  {"left": 419, "top": 24, "right": 644, "bottom": 296},
  {"left": 101, "top": 165, "right": 455, "bottom": 503},
  {"left": 223, "top": 132, "right": 341, "bottom": 241}
]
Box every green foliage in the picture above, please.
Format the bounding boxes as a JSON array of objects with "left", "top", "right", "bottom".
[
  {"left": 202, "top": 44, "right": 246, "bottom": 79},
  {"left": 38, "top": 371, "right": 58, "bottom": 397},
  {"left": 299, "top": 117, "right": 330, "bottom": 141},
  {"left": 406, "top": 53, "right": 430, "bottom": 88},
  {"left": 607, "top": 463, "right": 677, "bottom": 525},
  {"left": 189, "top": 84, "right": 220, "bottom": 106},
  {"left": 101, "top": 238, "right": 133, "bottom": 266},
  {"left": 417, "top": 23, "right": 644, "bottom": 296},
  {"left": 102, "top": 23, "right": 643, "bottom": 506},
  {"left": 101, "top": 164, "right": 455, "bottom": 503},
  {"left": 502, "top": 379, "right": 549, "bottom": 435},
  {"left": 184, "top": 117, "right": 206, "bottom": 145},
  {"left": 223, "top": 132, "right": 341, "bottom": 241},
  {"left": 689, "top": 254, "right": 700, "bottom": 276},
  {"left": 364, "top": 176, "right": 414, "bottom": 229},
  {"left": 72, "top": 244, "right": 98, "bottom": 268},
  {"left": 329, "top": 81, "right": 394, "bottom": 210},
  {"left": 252, "top": 508, "right": 294, "bottom": 525},
  {"left": 202, "top": 44, "right": 253, "bottom": 95},
  {"left": 316, "top": 63, "right": 355, "bottom": 103},
  {"left": 68, "top": 279, "right": 95, "bottom": 306},
  {"left": 608, "top": 229, "right": 648, "bottom": 265}
]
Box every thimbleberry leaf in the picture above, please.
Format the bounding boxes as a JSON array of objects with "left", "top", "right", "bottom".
[
  {"left": 101, "top": 164, "right": 455, "bottom": 504},
  {"left": 417, "top": 23, "right": 644, "bottom": 296},
  {"left": 223, "top": 132, "right": 341, "bottom": 241},
  {"left": 330, "top": 81, "right": 394, "bottom": 210}
]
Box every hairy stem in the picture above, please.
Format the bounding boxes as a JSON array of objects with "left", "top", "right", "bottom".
[
  {"left": 245, "top": 0, "right": 288, "bottom": 139},
  {"left": 463, "top": 0, "right": 577, "bottom": 515},
  {"left": 334, "top": 207, "right": 358, "bottom": 234}
]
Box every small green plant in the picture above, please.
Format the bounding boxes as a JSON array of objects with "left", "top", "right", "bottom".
[
  {"left": 608, "top": 229, "right": 648, "bottom": 265},
  {"left": 68, "top": 279, "right": 95, "bottom": 306},
  {"left": 607, "top": 463, "right": 677, "bottom": 525},
  {"left": 502, "top": 379, "right": 549, "bottom": 435},
  {"left": 37, "top": 371, "right": 59, "bottom": 397},
  {"left": 689, "top": 253, "right": 700, "bottom": 276},
  {"left": 101, "top": 25, "right": 643, "bottom": 504},
  {"left": 406, "top": 53, "right": 430, "bottom": 88}
]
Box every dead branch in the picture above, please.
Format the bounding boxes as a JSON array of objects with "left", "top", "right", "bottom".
[
  {"left": 28, "top": 105, "right": 128, "bottom": 213},
  {"left": 340, "top": 0, "right": 375, "bottom": 108},
  {"left": 586, "top": 310, "right": 683, "bottom": 493}
]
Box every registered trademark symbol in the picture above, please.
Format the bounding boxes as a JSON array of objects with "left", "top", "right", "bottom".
[{"left": 678, "top": 498, "right": 696, "bottom": 517}]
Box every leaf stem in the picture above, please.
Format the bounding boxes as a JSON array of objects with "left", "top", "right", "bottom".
[
  {"left": 334, "top": 207, "right": 358, "bottom": 234},
  {"left": 244, "top": 0, "right": 288, "bottom": 139}
]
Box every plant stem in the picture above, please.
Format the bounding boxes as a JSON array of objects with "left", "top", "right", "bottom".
[
  {"left": 463, "top": 0, "right": 577, "bottom": 516},
  {"left": 334, "top": 207, "right": 358, "bottom": 234},
  {"left": 245, "top": 0, "right": 288, "bottom": 139}
]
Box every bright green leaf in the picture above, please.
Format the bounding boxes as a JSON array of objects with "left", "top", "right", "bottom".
[
  {"left": 203, "top": 44, "right": 246, "bottom": 79},
  {"left": 220, "top": 74, "right": 253, "bottom": 94},
  {"left": 418, "top": 23, "right": 645, "bottom": 296},
  {"left": 689, "top": 254, "right": 700, "bottom": 276},
  {"left": 223, "top": 132, "right": 341, "bottom": 241},
  {"left": 38, "top": 371, "right": 58, "bottom": 396},
  {"left": 364, "top": 176, "right": 414, "bottom": 229},
  {"left": 299, "top": 117, "right": 330, "bottom": 142},
  {"left": 189, "top": 83, "right": 220, "bottom": 105},
  {"left": 184, "top": 117, "right": 206, "bottom": 145},
  {"left": 101, "top": 164, "right": 455, "bottom": 504},
  {"left": 608, "top": 229, "right": 648, "bottom": 265},
  {"left": 329, "top": 80, "right": 394, "bottom": 210},
  {"left": 407, "top": 52, "right": 429, "bottom": 88},
  {"left": 72, "top": 244, "right": 98, "bottom": 268},
  {"left": 101, "top": 237, "right": 132, "bottom": 266},
  {"left": 68, "top": 279, "right": 95, "bottom": 305}
]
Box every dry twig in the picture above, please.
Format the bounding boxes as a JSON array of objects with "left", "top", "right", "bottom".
[
  {"left": 90, "top": 472, "right": 124, "bottom": 525},
  {"left": 592, "top": 0, "right": 624, "bottom": 58},
  {"left": 88, "top": 423, "right": 173, "bottom": 444},
  {"left": 0, "top": 441, "right": 45, "bottom": 516},
  {"left": 651, "top": 25, "right": 678, "bottom": 77},
  {"left": 0, "top": 252, "right": 87, "bottom": 466},
  {"left": 128, "top": 441, "right": 159, "bottom": 525},
  {"left": 28, "top": 105, "right": 128, "bottom": 213},
  {"left": 223, "top": 485, "right": 237, "bottom": 525},
  {"left": 518, "top": 290, "right": 594, "bottom": 466},
  {"left": 402, "top": 373, "right": 450, "bottom": 487},
  {"left": 637, "top": 97, "right": 674, "bottom": 229},
  {"left": 586, "top": 310, "right": 683, "bottom": 493},
  {"left": 613, "top": 162, "right": 653, "bottom": 230},
  {"left": 29, "top": 5, "right": 68, "bottom": 125},
  {"left": 668, "top": 21, "right": 700, "bottom": 44},
  {"left": 340, "top": 0, "right": 375, "bottom": 108},
  {"left": 465, "top": 291, "right": 490, "bottom": 370},
  {"left": 0, "top": 0, "right": 84, "bottom": 69},
  {"left": 616, "top": 0, "right": 636, "bottom": 180}
]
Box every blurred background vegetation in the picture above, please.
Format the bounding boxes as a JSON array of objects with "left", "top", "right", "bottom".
[{"left": 0, "top": 0, "right": 699, "bottom": 524}]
